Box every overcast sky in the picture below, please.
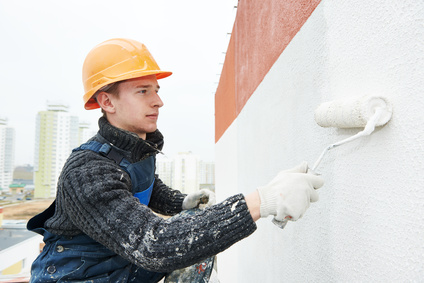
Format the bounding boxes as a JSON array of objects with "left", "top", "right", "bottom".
[{"left": 0, "top": 0, "right": 237, "bottom": 166}]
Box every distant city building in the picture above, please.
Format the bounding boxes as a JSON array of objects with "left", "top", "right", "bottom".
[
  {"left": 34, "top": 103, "right": 79, "bottom": 198},
  {"left": 8, "top": 183, "right": 25, "bottom": 195},
  {"left": 173, "top": 152, "right": 200, "bottom": 195},
  {"left": 70, "top": 116, "right": 79, "bottom": 152},
  {"left": 155, "top": 154, "right": 173, "bottom": 187},
  {"left": 156, "top": 153, "right": 215, "bottom": 194},
  {"left": 13, "top": 165, "right": 34, "bottom": 186},
  {"left": 78, "top": 121, "right": 93, "bottom": 144},
  {"left": 13, "top": 165, "right": 34, "bottom": 195},
  {"left": 199, "top": 161, "right": 215, "bottom": 185},
  {"left": 0, "top": 118, "right": 15, "bottom": 191}
]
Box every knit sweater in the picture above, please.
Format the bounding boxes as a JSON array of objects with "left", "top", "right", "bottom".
[{"left": 44, "top": 117, "right": 257, "bottom": 272}]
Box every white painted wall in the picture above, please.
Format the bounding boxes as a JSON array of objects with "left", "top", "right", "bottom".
[{"left": 216, "top": 0, "right": 424, "bottom": 281}]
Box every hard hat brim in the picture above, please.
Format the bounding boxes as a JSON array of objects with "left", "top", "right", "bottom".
[{"left": 83, "top": 70, "right": 172, "bottom": 110}]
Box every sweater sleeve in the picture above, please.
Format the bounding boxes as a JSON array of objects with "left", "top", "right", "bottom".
[
  {"left": 57, "top": 152, "right": 257, "bottom": 273},
  {"left": 148, "top": 176, "right": 186, "bottom": 216}
]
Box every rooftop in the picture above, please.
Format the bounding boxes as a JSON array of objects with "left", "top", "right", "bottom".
[{"left": 0, "top": 221, "right": 36, "bottom": 251}]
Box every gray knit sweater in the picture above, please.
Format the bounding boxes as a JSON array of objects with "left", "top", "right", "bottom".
[{"left": 44, "top": 117, "right": 257, "bottom": 272}]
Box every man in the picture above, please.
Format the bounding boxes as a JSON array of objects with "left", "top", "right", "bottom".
[{"left": 28, "top": 38, "right": 324, "bottom": 282}]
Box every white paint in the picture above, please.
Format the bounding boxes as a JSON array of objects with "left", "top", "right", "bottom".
[
  {"left": 231, "top": 201, "right": 238, "bottom": 212},
  {"left": 215, "top": 123, "right": 241, "bottom": 283},
  {"left": 216, "top": 0, "right": 424, "bottom": 281},
  {"left": 314, "top": 95, "right": 392, "bottom": 128},
  {"left": 312, "top": 98, "right": 390, "bottom": 171}
]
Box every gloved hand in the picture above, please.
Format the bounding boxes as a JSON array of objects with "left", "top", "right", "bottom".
[
  {"left": 257, "top": 162, "right": 324, "bottom": 222},
  {"left": 182, "top": 189, "right": 216, "bottom": 210}
]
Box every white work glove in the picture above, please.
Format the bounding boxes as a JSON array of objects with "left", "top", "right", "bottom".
[
  {"left": 182, "top": 189, "right": 216, "bottom": 210},
  {"left": 257, "top": 162, "right": 324, "bottom": 222}
]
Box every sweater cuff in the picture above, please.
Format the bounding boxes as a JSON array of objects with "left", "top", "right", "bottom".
[
  {"left": 257, "top": 187, "right": 277, "bottom": 218},
  {"left": 220, "top": 194, "right": 257, "bottom": 239}
]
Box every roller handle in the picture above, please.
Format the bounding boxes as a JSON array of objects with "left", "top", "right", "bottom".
[{"left": 272, "top": 217, "right": 290, "bottom": 229}]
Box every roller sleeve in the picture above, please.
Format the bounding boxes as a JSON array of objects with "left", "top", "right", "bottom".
[{"left": 314, "top": 96, "right": 392, "bottom": 128}]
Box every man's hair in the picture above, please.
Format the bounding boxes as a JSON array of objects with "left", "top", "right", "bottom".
[{"left": 94, "top": 81, "right": 124, "bottom": 116}]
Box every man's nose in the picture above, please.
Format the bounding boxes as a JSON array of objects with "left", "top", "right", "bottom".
[{"left": 153, "top": 93, "right": 164, "bottom": 108}]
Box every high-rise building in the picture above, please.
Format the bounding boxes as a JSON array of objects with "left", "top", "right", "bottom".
[
  {"left": 156, "top": 153, "right": 215, "bottom": 193},
  {"left": 199, "top": 161, "right": 215, "bottom": 185},
  {"left": 155, "top": 154, "right": 173, "bottom": 187},
  {"left": 173, "top": 152, "right": 200, "bottom": 195},
  {"left": 34, "top": 103, "right": 79, "bottom": 198},
  {"left": 78, "top": 121, "right": 94, "bottom": 145},
  {"left": 0, "top": 117, "right": 15, "bottom": 191}
]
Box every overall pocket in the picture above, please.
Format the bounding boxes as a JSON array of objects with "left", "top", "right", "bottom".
[{"left": 31, "top": 233, "right": 131, "bottom": 282}]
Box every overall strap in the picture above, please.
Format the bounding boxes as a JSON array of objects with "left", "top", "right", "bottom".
[
  {"left": 73, "top": 141, "right": 131, "bottom": 168},
  {"left": 73, "top": 141, "right": 154, "bottom": 206}
]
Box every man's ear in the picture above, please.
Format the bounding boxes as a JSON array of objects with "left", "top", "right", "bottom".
[{"left": 96, "top": 92, "right": 116, "bottom": 114}]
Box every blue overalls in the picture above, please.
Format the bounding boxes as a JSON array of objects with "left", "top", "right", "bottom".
[
  {"left": 28, "top": 141, "right": 214, "bottom": 282},
  {"left": 27, "top": 141, "right": 165, "bottom": 282},
  {"left": 73, "top": 141, "right": 156, "bottom": 205}
]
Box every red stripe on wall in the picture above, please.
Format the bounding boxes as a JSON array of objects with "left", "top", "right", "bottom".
[
  {"left": 215, "top": 35, "right": 236, "bottom": 141},
  {"left": 215, "top": 0, "right": 321, "bottom": 142}
]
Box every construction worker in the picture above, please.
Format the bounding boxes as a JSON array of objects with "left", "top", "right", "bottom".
[{"left": 27, "top": 38, "right": 324, "bottom": 282}]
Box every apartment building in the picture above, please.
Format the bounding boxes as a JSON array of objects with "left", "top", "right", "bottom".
[
  {"left": 78, "top": 121, "right": 95, "bottom": 145},
  {"left": 0, "top": 118, "right": 15, "bottom": 191},
  {"left": 34, "top": 103, "right": 79, "bottom": 198},
  {"left": 156, "top": 152, "right": 215, "bottom": 194},
  {"left": 155, "top": 154, "right": 174, "bottom": 188}
]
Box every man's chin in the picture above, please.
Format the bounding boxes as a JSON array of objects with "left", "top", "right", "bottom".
[{"left": 147, "top": 127, "right": 158, "bottom": 134}]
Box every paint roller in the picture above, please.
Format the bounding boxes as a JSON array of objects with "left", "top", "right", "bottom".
[{"left": 272, "top": 95, "right": 392, "bottom": 229}]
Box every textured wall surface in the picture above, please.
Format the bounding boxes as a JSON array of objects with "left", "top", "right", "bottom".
[
  {"left": 215, "top": 0, "right": 424, "bottom": 282},
  {"left": 215, "top": 0, "right": 321, "bottom": 141}
]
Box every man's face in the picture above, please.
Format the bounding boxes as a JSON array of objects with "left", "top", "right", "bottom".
[{"left": 109, "top": 75, "right": 164, "bottom": 139}]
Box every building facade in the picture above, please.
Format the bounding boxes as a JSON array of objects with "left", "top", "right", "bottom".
[
  {"left": 155, "top": 154, "right": 174, "bottom": 188},
  {"left": 215, "top": 0, "right": 424, "bottom": 281},
  {"left": 78, "top": 121, "right": 94, "bottom": 145},
  {"left": 172, "top": 152, "right": 200, "bottom": 195},
  {"left": 156, "top": 153, "right": 215, "bottom": 194},
  {"left": 0, "top": 118, "right": 15, "bottom": 191},
  {"left": 34, "top": 103, "right": 79, "bottom": 198},
  {"left": 199, "top": 161, "right": 215, "bottom": 192}
]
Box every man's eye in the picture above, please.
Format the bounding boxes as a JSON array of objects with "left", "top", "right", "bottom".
[{"left": 138, "top": 89, "right": 147, "bottom": 94}]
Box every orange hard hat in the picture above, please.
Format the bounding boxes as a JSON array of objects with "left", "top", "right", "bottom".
[{"left": 82, "top": 38, "right": 172, "bottom": 110}]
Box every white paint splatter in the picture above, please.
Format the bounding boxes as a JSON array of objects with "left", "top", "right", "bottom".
[
  {"left": 231, "top": 201, "right": 239, "bottom": 212},
  {"left": 132, "top": 250, "right": 142, "bottom": 258},
  {"left": 146, "top": 229, "right": 158, "bottom": 241},
  {"left": 129, "top": 232, "right": 140, "bottom": 244}
]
